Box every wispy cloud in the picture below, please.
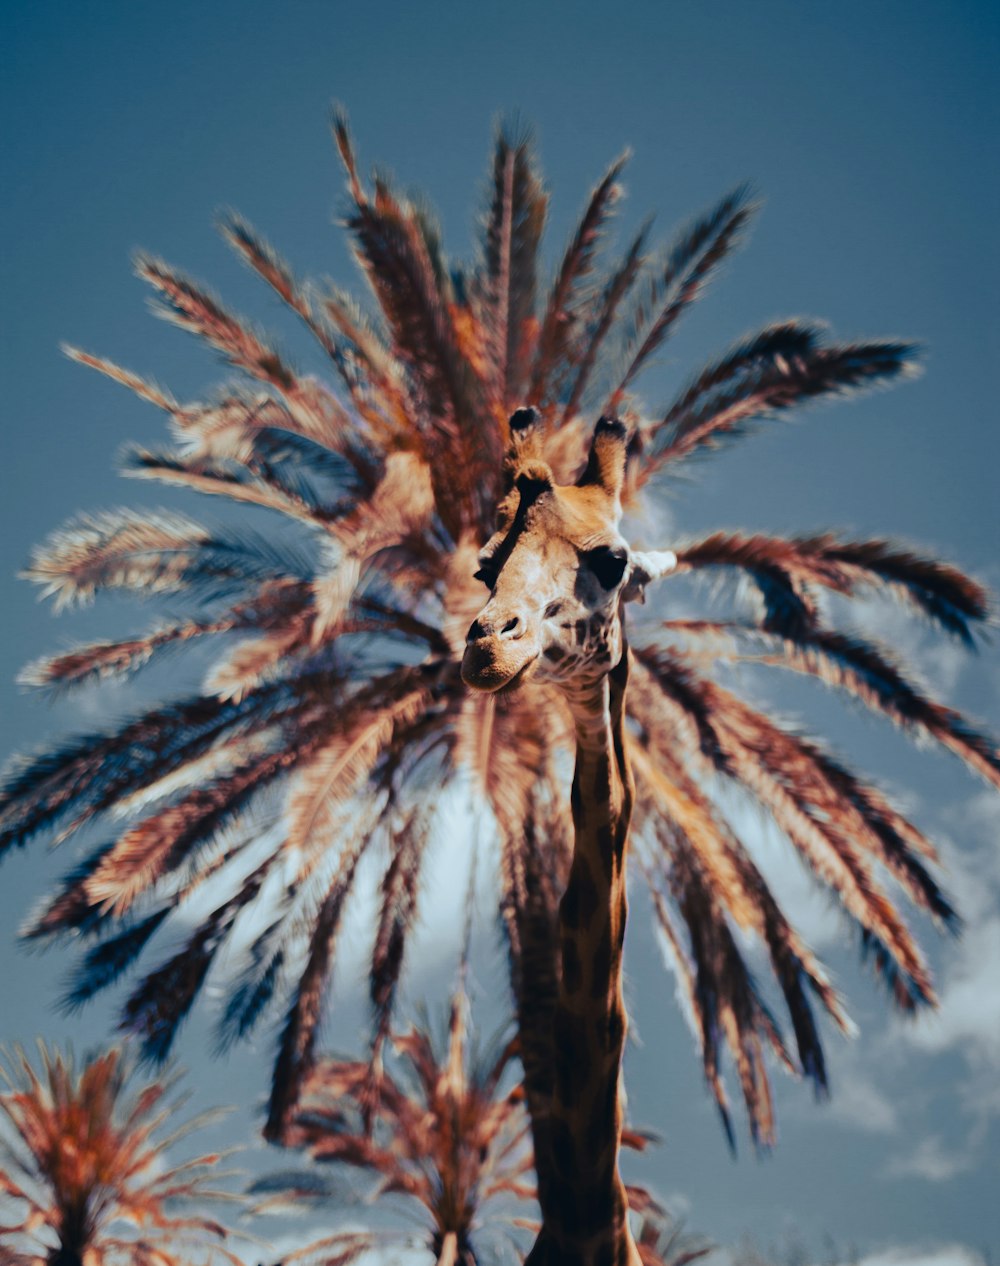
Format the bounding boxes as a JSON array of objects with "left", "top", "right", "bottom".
[
  {"left": 844, "top": 1248, "right": 987, "bottom": 1266},
  {"left": 884, "top": 1133, "right": 977, "bottom": 1183},
  {"left": 824, "top": 1071, "right": 899, "bottom": 1134},
  {"left": 895, "top": 793, "right": 1000, "bottom": 1101}
]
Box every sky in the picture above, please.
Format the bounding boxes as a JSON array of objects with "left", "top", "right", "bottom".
[{"left": 1, "top": 0, "right": 999, "bottom": 1262}]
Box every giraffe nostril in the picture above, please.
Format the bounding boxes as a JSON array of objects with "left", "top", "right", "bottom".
[
  {"left": 500, "top": 616, "right": 524, "bottom": 639},
  {"left": 467, "top": 619, "right": 488, "bottom": 644}
]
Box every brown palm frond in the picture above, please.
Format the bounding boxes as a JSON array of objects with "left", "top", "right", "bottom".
[
  {"left": 0, "top": 677, "right": 298, "bottom": 861},
  {"left": 628, "top": 731, "right": 850, "bottom": 1100},
  {"left": 321, "top": 284, "right": 415, "bottom": 436},
  {"left": 560, "top": 221, "right": 651, "bottom": 426},
  {"left": 81, "top": 746, "right": 296, "bottom": 919},
  {"left": 207, "top": 621, "right": 313, "bottom": 702},
  {"left": 122, "top": 446, "right": 330, "bottom": 528},
  {"left": 369, "top": 809, "right": 431, "bottom": 1071},
  {"left": 24, "top": 507, "right": 311, "bottom": 611},
  {"left": 635, "top": 822, "right": 784, "bottom": 1151},
  {"left": 641, "top": 338, "right": 918, "bottom": 476},
  {"left": 335, "top": 149, "right": 494, "bottom": 537},
  {"left": 656, "top": 320, "right": 821, "bottom": 439},
  {"left": 635, "top": 648, "right": 938, "bottom": 1008},
  {"left": 667, "top": 618, "right": 1000, "bottom": 794},
  {"left": 478, "top": 125, "right": 548, "bottom": 412},
  {"left": 136, "top": 254, "right": 301, "bottom": 393},
  {"left": 61, "top": 344, "right": 179, "bottom": 411},
  {"left": 0, "top": 1044, "right": 241, "bottom": 1266},
  {"left": 608, "top": 186, "right": 754, "bottom": 410},
  {"left": 265, "top": 818, "right": 376, "bottom": 1143},
  {"left": 674, "top": 530, "right": 990, "bottom": 644},
  {"left": 23, "top": 508, "right": 211, "bottom": 610},
  {"left": 633, "top": 1210, "right": 714, "bottom": 1266},
  {"left": 283, "top": 669, "right": 433, "bottom": 862},
  {"left": 120, "top": 855, "right": 275, "bottom": 1062},
  {"left": 18, "top": 615, "right": 233, "bottom": 693},
  {"left": 222, "top": 212, "right": 413, "bottom": 451},
  {"left": 530, "top": 151, "right": 628, "bottom": 407},
  {"left": 20, "top": 579, "right": 308, "bottom": 698},
  {"left": 138, "top": 256, "right": 359, "bottom": 455}
]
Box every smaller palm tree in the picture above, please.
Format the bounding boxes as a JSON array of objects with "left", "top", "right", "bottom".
[
  {"left": 252, "top": 977, "right": 681, "bottom": 1266},
  {"left": 0, "top": 1043, "right": 243, "bottom": 1266}
]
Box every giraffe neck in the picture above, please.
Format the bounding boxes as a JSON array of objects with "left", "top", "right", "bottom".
[{"left": 529, "top": 648, "right": 640, "bottom": 1266}]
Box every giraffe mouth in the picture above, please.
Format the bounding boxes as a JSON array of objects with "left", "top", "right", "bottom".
[
  {"left": 460, "top": 643, "right": 539, "bottom": 694},
  {"left": 493, "top": 658, "right": 537, "bottom": 695}
]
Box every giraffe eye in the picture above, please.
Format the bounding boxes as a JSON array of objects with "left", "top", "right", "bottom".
[
  {"left": 474, "top": 564, "right": 497, "bottom": 589},
  {"left": 582, "top": 546, "right": 628, "bottom": 590}
]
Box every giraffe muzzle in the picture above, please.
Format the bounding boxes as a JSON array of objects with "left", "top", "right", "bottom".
[{"left": 461, "top": 611, "right": 539, "bottom": 692}]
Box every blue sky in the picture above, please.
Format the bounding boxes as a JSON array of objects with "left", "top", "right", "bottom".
[{"left": 2, "top": 1, "right": 999, "bottom": 1262}]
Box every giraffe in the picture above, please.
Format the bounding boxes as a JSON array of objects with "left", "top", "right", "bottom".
[{"left": 461, "top": 407, "right": 676, "bottom": 1265}]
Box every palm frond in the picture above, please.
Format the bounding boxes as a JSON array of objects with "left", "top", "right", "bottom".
[
  {"left": 24, "top": 507, "right": 312, "bottom": 610},
  {"left": 479, "top": 125, "right": 548, "bottom": 411},
  {"left": 642, "top": 338, "right": 918, "bottom": 475},
  {"left": 674, "top": 530, "right": 991, "bottom": 645},
  {"left": 669, "top": 619, "right": 1000, "bottom": 793},
  {"left": 608, "top": 186, "right": 754, "bottom": 409},
  {"left": 369, "top": 808, "right": 430, "bottom": 1061},
  {"left": 335, "top": 143, "right": 495, "bottom": 536},
  {"left": 635, "top": 648, "right": 938, "bottom": 1008},
  {"left": 0, "top": 681, "right": 296, "bottom": 858},
  {"left": 530, "top": 151, "right": 628, "bottom": 407},
  {"left": 629, "top": 730, "right": 849, "bottom": 1133},
  {"left": 81, "top": 747, "right": 294, "bottom": 919},
  {"left": 215, "top": 925, "right": 288, "bottom": 1052},
  {"left": 560, "top": 221, "right": 650, "bottom": 425},
  {"left": 62, "top": 344, "right": 178, "bottom": 411},
  {"left": 59, "top": 907, "right": 172, "bottom": 1011},
  {"left": 19, "top": 617, "right": 231, "bottom": 694},
  {"left": 637, "top": 825, "right": 782, "bottom": 1151},
  {"left": 120, "top": 856, "right": 274, "bottom": 1062},
  {"left": 220, "top": 213, "right": 340, "bottom": 361},
  {"left": 265, "top": 826, "right": 373, "bottom": 1142},
  {"left": 136, "top": 254, "right": 300, "bottom": 392}
]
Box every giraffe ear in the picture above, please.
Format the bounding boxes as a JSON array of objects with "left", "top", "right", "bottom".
[
  {"left": 622, "top": 549, "right": 677, "bottom": 603},
  {"left": 577, "top": 416, "right": 628, "bottom": 499}
]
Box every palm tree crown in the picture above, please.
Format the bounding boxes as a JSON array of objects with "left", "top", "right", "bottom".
[
  {"left": 252, "top": 979, "right": 533, "bottom": 1266},
  {"left": 252, "top": 976, "right": 686, "bottom": 1266},
  {"left": 1, "top": 113, "right": 996, "bottom": 1163},
  {"left": 0, "top": 1043, "right": 241, "bottom": 1266}
]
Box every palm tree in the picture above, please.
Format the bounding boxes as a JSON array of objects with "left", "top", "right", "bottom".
[
  {"left": 251, "top": 975, "right": 677, "bottom": 1266},
  {"left": 1, "top": 111, "right": 996, "bottom": 1184},
  {"left": 0, "top": 1043, "right": 242, "bottom": 1266}
]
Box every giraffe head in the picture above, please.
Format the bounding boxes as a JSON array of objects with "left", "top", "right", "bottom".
[{"left": 461, "top": 408, "right": 676, "bottom": 694}]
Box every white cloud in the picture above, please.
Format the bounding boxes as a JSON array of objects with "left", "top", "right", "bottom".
[
  {"left": 823, "top": 1072, "right": 898, "bottom": 1134},
  {"left": 905, "top": 916, "right": 1000, "bottom": 1063},
  {"left": 847, "top": 1248, "right": 986, "bottom": 1266},
  {"left": 884, "top": 1133, "right": 976, "bottom": 1183},
  {"left": 894, "top": 802, "right": 1000, "bottom": 1091},
  {"left": 829, "top": 594, "right": 970, "bottom": 701}
]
